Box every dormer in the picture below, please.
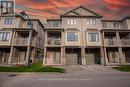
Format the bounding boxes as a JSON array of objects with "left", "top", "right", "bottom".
[
  {"left": 61, "top": 6, "right": 102, "bottom": 18},
  {"left": 61, "top": 6, "right": 102, "bottom": 29},
  {"left": 121, "top": 17, "right": 130, "bottom": 29},
  {"left": 101, "top": 20, "right": 121, "bottom": 29}
]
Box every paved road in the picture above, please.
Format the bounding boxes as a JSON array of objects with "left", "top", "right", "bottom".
[{"left": 0, "top": 66, "right": 130, "bottom": 87}]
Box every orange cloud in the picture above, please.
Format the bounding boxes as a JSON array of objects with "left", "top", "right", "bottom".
[
  {"left": 105, "top": 0, "right": 130, "bottom": 6},
  {"left": 15, "top": 0, "right": 130, "bottom": 19}
]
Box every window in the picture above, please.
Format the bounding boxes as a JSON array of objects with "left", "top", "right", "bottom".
[
  {"left": 27, "top": 21, "right": 33, "bottom": 28},
  {"left": 102, "top": 22, "right": 107, "bottom": 28},
  {"left": 53, "top": 21, "right": 60, "bottom": 27},
  {"left": 87, "top": 18, "right": 96, "bottom": 25},
  {"left": 113, "top": 22, "right": 119, "bottom": 28},
  {"left": 4, "top": 18, "right": 14, "bottom": 25},
  {"left": 88, "top": 33, "right": 99, "bottom": 42},
  {"left": 67, "top": 32, "right": 78, "bottom": 42},
  {"left": 68, "top": 18, "right": 76, "bottom": 25},
  {"left": 0, "top": 32, "right": 10, "bottom": 41}
]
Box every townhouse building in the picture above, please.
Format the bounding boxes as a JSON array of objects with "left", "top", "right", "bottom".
[
  {"left": 43, "top": 6, "right": 130, "bottom": 66},
  {"left": 0, "top": 13, "right": 45, "bottom": 65}
]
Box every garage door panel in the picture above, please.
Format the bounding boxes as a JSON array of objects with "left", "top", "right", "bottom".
[{"left": 66, "top": 53, "right": 78, "bottom": 65}]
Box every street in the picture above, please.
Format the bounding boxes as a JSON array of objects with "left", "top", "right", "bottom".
[{"left": 0, "top": 66, "right": 130, "bottom": 87}]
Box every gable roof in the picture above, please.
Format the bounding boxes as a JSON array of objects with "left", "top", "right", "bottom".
[
  {"left": 63, "top": 10, "right": 80, "bottom": 16},
  {"left": 61, "top": 6, "right": 102, "bottom": 18},
  {"left": 121, "top": 16, "right": 130, "bottom": 21}
]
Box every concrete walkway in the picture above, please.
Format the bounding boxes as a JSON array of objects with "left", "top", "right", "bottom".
[{"left": 65, "top": 65, "right": 121, "bottom": 74}]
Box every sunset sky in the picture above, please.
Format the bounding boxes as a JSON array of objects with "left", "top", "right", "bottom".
[{"left": 2, "top": 0, "right": 130, "bottom": 19}]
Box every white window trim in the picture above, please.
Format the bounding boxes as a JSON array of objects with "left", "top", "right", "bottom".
[
  {"left": 4, "top": 17, "right": 14, "bottom": 25},
  {"left": 0, "top": 32, "right": 11, "bottom": 41},
  {"left": 66, "top": 31, "right": 79, "bottom": 42},
  {"left": 87, "top": 32, "right": 99, "bottom": 42},
  {"left": 87, "top": 18, "right": 96, "bottom": 26},
  {"left": 113, "top": 22, "right": 120, "bottom": 29},
  {"left": 67, "top": 18, "right": 76, "bottom": 25}
]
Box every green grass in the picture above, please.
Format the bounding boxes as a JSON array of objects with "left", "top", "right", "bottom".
[
  {"left": 0, "top": 61, "right": 65, "bottom": 73},
  {"left": 113, "top": 65, "right": 130, "bottom": 72}
]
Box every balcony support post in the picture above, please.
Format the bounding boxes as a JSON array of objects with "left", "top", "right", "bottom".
[
  {"left": 118, "top": 47, "right": 126, "bottom": 64},
  {"left": 43, "top": 47, "right": 46, "bottom": 66},
  {"left": 61, "top": 47, "right": 65, "bottom": 65},
  {"left": 26, "top": 30, "right": 32, "bottom": 66},
  {"left": 104, "top": 47, "right": 109, "bottom": 65},
  {"left": 8, "top": 46, "right": 14, "bottom": 64},
  {"left": 45, "top": 31, "right": 47, "bottom": 45},
  {"left": 100, "top": 47, "right": 105, "bottom": 65},
  {"left": 8, "top": 31, "right": 16, "bottom": 64},
  {"left": 116, "top": 32, "right": 120, "bottom": 46},
  {"left": 81, "top": 47, "right": 86, "bottom": 65}
]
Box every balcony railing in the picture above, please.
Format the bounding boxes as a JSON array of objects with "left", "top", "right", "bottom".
[
  {"left": 120, "top": 39, "right": 130, "bottom": 45},
  {"left": 13, "top": 38, "right": 29, "bottom": 45},
  {"left": 105, "top": 39, "right": 118, "bottom": 45},
  {"left": 47, "top": 38, "right": 61, "bottom": 45}
]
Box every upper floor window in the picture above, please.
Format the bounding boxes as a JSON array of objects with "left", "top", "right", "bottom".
[
  {"left": 102, "top": 22, "right": 107, "bottom": 28},
  {"left": 27, "top": 21, "right": 33, "bottom": 28},
  {"left": 0, "top": 32, "right": 10, "bottom": 41},
  {"left": 67, "top": 32, "right": 78, "bottom": 42},
  {"left": 88, "top": 33, "right": 99, "bottom": 42},
  {"left": 4, "top": 18, "right": 14, "bottom": 25},
  {"left": 113, "top": 22, "right": 120, "bottom": 28},
  {"left": 68, "top": 18, "right": 76, "bottom": 25},
  {"left": 87, "top": 18, "right": 96, "bottom": 25},
  {"left": 53, "top": 21, "right": 60, "bottom": 27}
]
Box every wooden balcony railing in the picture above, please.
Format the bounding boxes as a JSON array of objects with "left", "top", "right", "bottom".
[
  {"left": 104, "top": 39, "right": 118, "bottom": 45},
  {"left": 120, "top": 39, "right": 130, "bottom": 45},
  {"left": 47, "top": 38, "right": 61, "bottom": 45},
  {"left": 13, "top": 38, "right": 29, "bottom": 45},
  {"left": 104, "top": 38, "right": 130, "bottom": 46}
]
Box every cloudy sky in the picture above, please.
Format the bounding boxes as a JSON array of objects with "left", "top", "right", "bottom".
[{"left": 2, "top": 0, "right": 130, "bottom": 19}]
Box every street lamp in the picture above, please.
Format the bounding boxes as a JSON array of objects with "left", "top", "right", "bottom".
[{"left": 20, "top": 11, "right": 33, "bottom": 67}]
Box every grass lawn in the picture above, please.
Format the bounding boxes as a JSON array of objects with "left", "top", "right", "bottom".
[
  {"left": 0, "top": 61, "right": 65, "bottom": 73},
  {"left": 113, "top": 65, "right": 130, "bottom": 72}
]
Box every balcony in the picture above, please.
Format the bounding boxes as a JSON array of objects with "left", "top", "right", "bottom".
[
  {"left": 105, "top": 39, "right": 118, "bottom": 45},
  {"left": 120, "top": 39, "right": 130, "bottom": 45},
  {"left": 47, "top": 38, "right": 61, "bottom": 45},
  {"left": 13, "top": 38, "right": 29, "bottom": 45}
]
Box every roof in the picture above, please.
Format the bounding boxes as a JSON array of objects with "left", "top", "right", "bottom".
[
  {"left": 44, "top": 28, "right": 64, "bottom": 31},
  {"left": 101, "top": 29, "right": 130, "bottom": 32},
  {"left": 1, "top": 28, "right": 37, "bottom": 33},
  {"left": 61, "top": 6, "right": 102, "bottom": 18},
  {"left": 0, "top": 13, "right": 45, "bottom": 28},
  {"left": 47, "top": 19, "right": 61, "bottom": 21},
  {"left": 101, "top": 20, "right": 120, "bottom": 22},
  {"left": 121, "top": 16, "right": 130, "bottom": 21}
]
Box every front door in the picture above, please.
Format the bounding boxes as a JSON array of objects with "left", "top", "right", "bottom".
[
  {"left": 85, "top": 49, "right": 100, "bottom": 65},
  {"left": 47, "top": 52, "right": 54, "bottom": 64},
  {"left": 86, "top": 53, "right": 95, "bottom": 65},
  {"left": 46, "top": 51, "right": 61, "bottom": 65},
  {"left": 19, "top": 51, "right": 26, "bottom": 63}
]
